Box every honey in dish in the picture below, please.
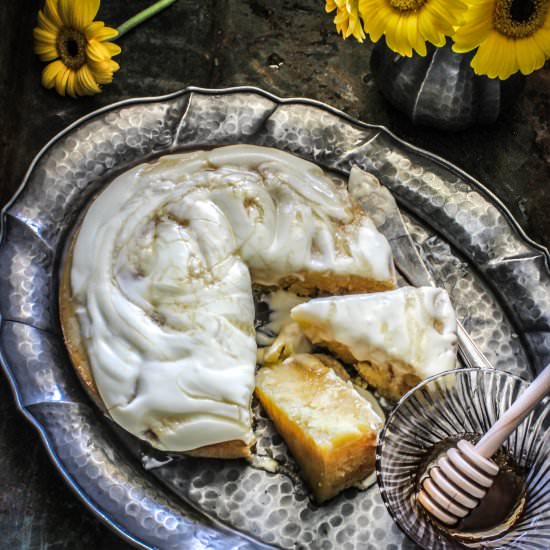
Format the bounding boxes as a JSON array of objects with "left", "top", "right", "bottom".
[{"left": 416, "top": 435, "right": 527, "bottom": 544}]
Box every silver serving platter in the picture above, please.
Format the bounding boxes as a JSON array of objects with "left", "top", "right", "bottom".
[{"left": 1, "top": 86, "right": 549, "bottom": 550}]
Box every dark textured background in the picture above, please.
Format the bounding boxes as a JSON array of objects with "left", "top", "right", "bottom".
[{"left": 0, "top": 1, "right": 549, "bottom": 548}]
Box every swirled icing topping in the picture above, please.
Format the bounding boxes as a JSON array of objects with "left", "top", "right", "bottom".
[
  {"left": 70, "top": 145, "right": 394, "bottom": 451},
  {"left": 291, "top": 286, "right": 457, "bottom": 380}
]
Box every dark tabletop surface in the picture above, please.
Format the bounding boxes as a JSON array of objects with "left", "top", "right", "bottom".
[{"left": 0, "top": 1, "right": 549, "bottom": 548}]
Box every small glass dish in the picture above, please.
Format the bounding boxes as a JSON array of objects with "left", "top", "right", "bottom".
[{"left": 376, "top": 368, "right": 550, "bottom": 549}]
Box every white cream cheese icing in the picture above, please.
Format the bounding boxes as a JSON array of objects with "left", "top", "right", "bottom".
[
  {"left": 290, "top": 286, "right": 457, "bottom": 381},
  {"left": 70, "top": 145, "right": 394, "bottom": 452}
]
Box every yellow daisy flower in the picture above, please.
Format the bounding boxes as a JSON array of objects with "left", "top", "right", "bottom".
[
  {"left": 453, "top": 0, "right": 550, "bottom": 79},
  {"left": 358, "top": 0, "right": 468, "bottom": 56},
  {"left": 326, "top": 0, "right": 367, "bottom": 42},
  {"left": 33, "top": 0, "right": 121, "bottom": 97}
]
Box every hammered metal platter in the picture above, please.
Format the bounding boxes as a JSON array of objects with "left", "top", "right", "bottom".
[{"left": 1, "top": 86, "right": 549, "bottom": 550}]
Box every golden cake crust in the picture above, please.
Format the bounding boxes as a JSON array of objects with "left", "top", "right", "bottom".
[
  {"left": 296, "top": 328, "right": 425, "bottom": 401},
  {"left": 354, "top": 359, "right": 421, "bottom": 401},
  {"left": 260, "top": 271, "right": 395, "bottom": 297}
]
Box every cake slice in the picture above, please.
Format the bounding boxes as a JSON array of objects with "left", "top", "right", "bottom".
[
  {"left": 290, "top": 286, "right": 457, "bottom": 400},
  {"left": 255, "top": 354, "right": 382, "bottom": 503}
]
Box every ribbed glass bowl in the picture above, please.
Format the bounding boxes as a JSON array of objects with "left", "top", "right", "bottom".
[{"left": 376, "top": 368, "right": 550, "bottom": 549}]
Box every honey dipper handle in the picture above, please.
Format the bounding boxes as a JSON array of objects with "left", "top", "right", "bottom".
[{"left": 475, "top": 364, "right": 550, "bottom": 458}]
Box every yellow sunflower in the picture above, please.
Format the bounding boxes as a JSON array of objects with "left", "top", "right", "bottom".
[
  {"left": 33, "top": 0, "right": 121, "bottom": 97},
  {"left": 326, "top": 0, "right": 367, "bottom": 42},
  {"left": 453, "top": 0, "right": 550, "bottom": 79},
  {"left": 358, "top": 0, "right": 468, "bottom": 56}
]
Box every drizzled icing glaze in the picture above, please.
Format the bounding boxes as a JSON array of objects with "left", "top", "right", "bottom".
[
  {"left": 70, "top": 145, "right": 394, "bottom": 452},
  {"left": 291, "top": 286, "right": 457, "bottom": 381}
]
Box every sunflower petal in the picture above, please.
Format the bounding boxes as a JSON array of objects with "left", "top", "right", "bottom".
[
  {"left": 44, "top": 0, "right": 63, "bottom": 28},
  {"left": 423, "top": 0, "right": 455, "bottom": 30},
  {"left": 88, "top": 58, "right": 119, "bottom": 84},
  {"left": 86, "top": 39, "right": 111, "bottom": 62},
  {"left": 76, "top": 64, "right": 101, "bottom": 95},
  {"left": 57, "top": 0, "right": 71, "bottom": 27},
  {"left": 328, "top": 0, "right": 367, "bottom": 41},
  {"left": 396, "top": 14, "right": 414, "bottom": 57},
  {"left": 36, "top": 9, "right": 59, "bottom": 34},
  {"left": 385, "top": 13, "right": 412, "bottom": 57},
  {"left": 533, "top": 28, "right": 550, "bottom": 57},
  {"left": 59, "top": 0, "right": 100, "bottom": 31},
  {"left": 471, "top": 32, "right": 519, "bottom": 79},
  {"left": 55, "top": 65, "right": 71, "bottom": 96},
  {"left": 80, "top": 0, "right": 101, "bottom": 27},
  {"left": 407, "top": 13, "right": 427, "bottom": 56},
  {"left": 66, "top": 71, "right": 77, "bottom": 97},
  {"left": 484, "top": 34, "right": 508, "bottom": 78},
  {"left": 497, "top": 38, "right": 518, "bottom": 80},
  {"left": 418, "top": 10, "right": 445, "bottom": 47},
  {"left": 516, "top": 37, "right": 546, "bottom": 76},
  {"left": 452, "top": 16, "right": 493, "bottom": 52},
  {"left": 326, "top": 0, "right": 337, "bottom": 14},
  {"left": 361, "top": 6, "right": 390, "bottom": 43},
  {"left": 33, "top": 27, "right": 59, "bottom": 61},
  {"left": 34, "top": 44, "right": 59, "bottom": 62},
  {"left": 85, "top": 21, "right": 119, "bottom": 42},
  {"left": 88, "top": 69, "right": 112, "bottom": 85},
  {"left": 102, "top": 41, "right": 121, "bottom": 57},
  {"left": 348, "top": 11, "right": 366, "bottom": 42},
  {"left": 41, "top": 60, "right": 65, "bottom": 89},
  {"left": 33, "top": 27, "right": 57, "bottom": 45}
]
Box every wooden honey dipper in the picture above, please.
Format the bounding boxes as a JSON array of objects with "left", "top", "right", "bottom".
[{"left": 418, "top": 364, "right": 550, "bottom": 525}]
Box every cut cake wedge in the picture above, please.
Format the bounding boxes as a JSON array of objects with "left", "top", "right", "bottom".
[
  {"left": 255, "top": 354, "right": 382, "bottom": 503},
  {"left": 290, "top": 286, "right": 457, "bottom": 400}
]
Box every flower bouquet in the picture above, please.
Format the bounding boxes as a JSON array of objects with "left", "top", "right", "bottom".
[{"left": 327, "top": 0, "right": 550, "bottom": 129}]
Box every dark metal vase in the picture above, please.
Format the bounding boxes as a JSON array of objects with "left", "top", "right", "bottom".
[{"left": 370, "top": 39, "right": 525, "bottom": 131}]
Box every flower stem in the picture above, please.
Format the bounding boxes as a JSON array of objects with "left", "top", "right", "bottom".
[{"left": 115, "top": 0, "right": 177, "bottom": 39}]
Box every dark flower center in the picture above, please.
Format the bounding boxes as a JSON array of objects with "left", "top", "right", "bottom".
[
  {"left": 389, "top": 0, "right": 427, "bottom": 10},
  {"left": 510, "top": 0, "right": 535, "bottom": 22},
  {"left": 56, "top": 28, "right": 87, "bottom": 70},
  {"left": 66, "top": 38, "right": 79, "bottom": 57},
  {"left": 494, "top": 0, "right": 549, "bottom": 38}
]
